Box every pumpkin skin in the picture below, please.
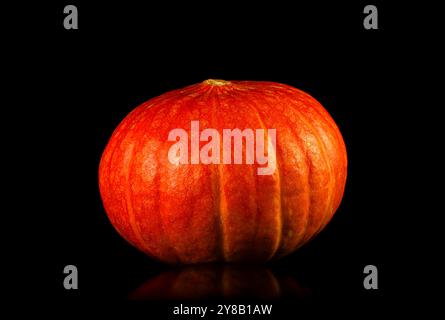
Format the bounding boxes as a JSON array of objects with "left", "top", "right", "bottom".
[{"left": 99, "top": 79, "right": 347, "bottom": 264}]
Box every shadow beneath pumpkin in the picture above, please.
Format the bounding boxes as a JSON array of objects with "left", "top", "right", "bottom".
[{"left": 128, "top": 264, "right": 311, "bottom": 300}]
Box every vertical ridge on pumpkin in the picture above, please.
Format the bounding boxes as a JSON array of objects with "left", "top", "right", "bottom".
[
  {"left": 208, "top": 89, "right": 226, "bottom": 262},
  {"left": 301, "top": 91, "right": 347, "bottom": 235},
  {"left": 307, "top": 108, "right": 340, "bottom": 237},
  {"left": 292, "top": 99, "right": 336, "bottom": 241},
  {"left": 226, "top": 90, "right": 261, "bottom": 261},
  {"left": 149, "top": 92, "right": 205, "bottom": 263},
  {"left": 291, "top": 89, "right": 347, "bottom": 232},
  {"left": 251, "top": 91, "right": 311, "bottom": 258},
  {"left": 126, "top": 103, "right": 168, "bottom": 259},
  {"left": 156, "top": 87, "right": 218, "bottom": 264},
  {"left": 214, "top": 91, "right": 259, "bottom": 262},
  {"left": 103, "top": 104, "right": 152, "bottom": 254},
  {"left": 133, "top": 90, "right": 203, "bottom": 263},
  {"left": 272, "top": 89, "right": 333, "bottom": 246},
  {"left": 243, "top": 93, "right": 282, "bottom": 261},
  {"left": 131, "top": 100, "right": 178, "bottom": 263}
]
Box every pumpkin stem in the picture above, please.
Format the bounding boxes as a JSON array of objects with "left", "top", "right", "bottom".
[{"left": 203, "top": 79, "right": 231, "bottom": 86}]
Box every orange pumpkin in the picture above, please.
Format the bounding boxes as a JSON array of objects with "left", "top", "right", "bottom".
[{"left": 99, "top": 79, "right": 347, "bottom": 264}]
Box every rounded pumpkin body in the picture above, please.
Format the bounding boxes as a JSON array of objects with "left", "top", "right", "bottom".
[{"left": 99, "top": 80, "right": 347, "bottom": 264}]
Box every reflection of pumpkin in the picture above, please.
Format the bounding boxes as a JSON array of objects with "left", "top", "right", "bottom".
[
  {"left": 99, "top": 79, "right": 347, "bottom": 264},
  {"left": 128, "top": 265, "right": 310, "bottom": 300}
]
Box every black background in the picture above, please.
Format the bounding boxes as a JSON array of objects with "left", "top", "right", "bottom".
[{"left": 46, "top": 0, "right": 416, "bottom": 316}]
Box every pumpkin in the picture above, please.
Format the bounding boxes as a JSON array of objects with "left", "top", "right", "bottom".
[{"left": 99, "top": 79, "right": 347, "bottom": 264}]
